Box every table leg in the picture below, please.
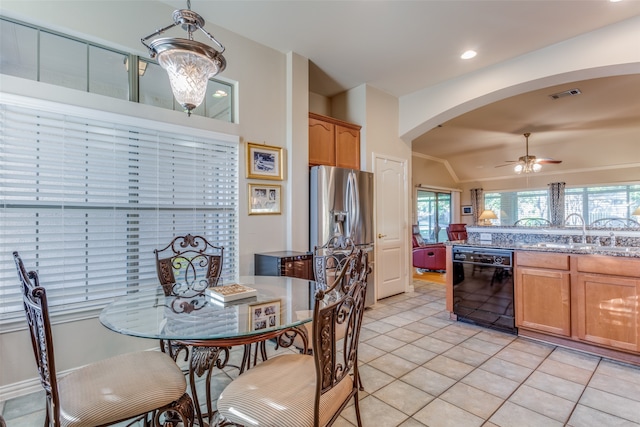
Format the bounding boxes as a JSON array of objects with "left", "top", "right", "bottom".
[{"left": 189, "top": 346, "right": 230, "bottom": 426}]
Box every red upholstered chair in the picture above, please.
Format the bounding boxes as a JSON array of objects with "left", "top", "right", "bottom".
[
  {"left": 446, "top": 223, "right": 468, "bottom": 241},
  {"left": 412, "top": 225, "right": 446, "bottom": 272}
]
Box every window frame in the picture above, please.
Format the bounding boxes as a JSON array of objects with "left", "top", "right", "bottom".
[{"left": 0, "top": 93, "right": 240, "bottom": 331}]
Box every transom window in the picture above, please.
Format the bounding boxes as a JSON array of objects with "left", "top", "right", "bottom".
[{"left": 0, "top": 17, "right": 234, "bottom": 121}]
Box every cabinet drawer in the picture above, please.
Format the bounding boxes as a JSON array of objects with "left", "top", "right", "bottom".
[
  {"left": 577, "top": 255, "right": 640, "bottom": 278},
  {"left": 516, "top": 251, "right": 570, "bottom": 270}
]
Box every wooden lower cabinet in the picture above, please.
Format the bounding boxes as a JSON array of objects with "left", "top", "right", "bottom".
[
  {"left": 516, "top": 267, "right": 571, "bottom": 336},
  {"left": 515, "top": 252, "right": 640, "bottom": 356},
  {"left": 515, "top": 252, "right": 571, "bottom": 337},
  {"left": 576, "top": 272, "right": 640, "bottom": 352}
]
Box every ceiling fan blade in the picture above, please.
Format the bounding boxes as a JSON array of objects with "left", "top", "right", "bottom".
[
  {"left": 537, "top": 159, "right": 563, "bottom": 164},
  {"left": 495, "top": 162, "right": 518, "bottom": 168}
]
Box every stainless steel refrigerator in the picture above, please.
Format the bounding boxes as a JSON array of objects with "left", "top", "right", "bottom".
[{"left": 310, "top": 165, "right": 375, "bottom": 306}]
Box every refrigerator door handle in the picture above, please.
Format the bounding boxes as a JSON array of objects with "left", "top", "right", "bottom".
[{"left": 347, "top": 171, "right": 360, "bottom": 239}]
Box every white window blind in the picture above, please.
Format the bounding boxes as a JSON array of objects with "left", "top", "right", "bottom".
[{"left": 0, "top": 99, "right": 239, "bottom": 325}]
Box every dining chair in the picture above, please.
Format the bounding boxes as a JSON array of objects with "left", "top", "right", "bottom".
[
  {"left": 215, "top": 249, "right": 368, "bottom": 427},
  {"left": 13, "top": 251, "right": 194, "bottom": 427},
  {"left": 154, "top": 234, "right": 224, "bottom": 296},
  {"left": 293, "top": 235, "right": 356, "bottom": 354},
  {"left": 154, "top": 234, "right": 225, "bottom": 360},
  {"left": 154, "top": 234, "right": 260, "bottom": 424},
  {"left": 590, "top": 217, "right": 640, "bottom": 228},
  {"left": 513, "top": 217, "right": 552, "bottom": 226}
]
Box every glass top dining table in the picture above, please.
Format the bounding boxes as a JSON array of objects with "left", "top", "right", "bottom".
[
  {"left": 99, "top": 275, "right": 317, "bottom": 343},
  {"left": 100, "top": 275, "right": 319, "bottom": 426}
]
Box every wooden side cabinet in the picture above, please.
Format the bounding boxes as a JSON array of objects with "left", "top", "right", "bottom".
[
  {"left": 254, "top": 251, "right": 314, "bottom": 281},
  {"left": 309, "top": 112, "right": 361, "bottom": 170},
  {"left": 575, "top": 256, "right": 640, "bottom": 352},
  {"left": 515, "top": 252, "right": 571, "bottom": 337}
]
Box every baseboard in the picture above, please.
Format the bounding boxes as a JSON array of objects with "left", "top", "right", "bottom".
[{"left": 0, "top": 377, "right": 42, "bottom": 402}]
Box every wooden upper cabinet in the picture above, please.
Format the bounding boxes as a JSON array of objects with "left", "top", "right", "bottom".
[
  {"left": 309, "top": 113, "right": 361, "bottom": 170},
  {"left": 335, "top": 125, "right": 360, "bottom": 169},
  {"left": 309, "top": 116, "right": 335, "bottom": 166}
]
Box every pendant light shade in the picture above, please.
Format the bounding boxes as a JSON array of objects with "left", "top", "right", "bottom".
[{"left": 142, "top": 2, "right": 226, "bottom": 116}]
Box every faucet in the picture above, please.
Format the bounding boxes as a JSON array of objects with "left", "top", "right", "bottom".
[
  {"left": 565, "top": 213, "right": 587, "bottom": 244},
  {"left": 609, "top": 231, "right": 616, "bottom": 247}
]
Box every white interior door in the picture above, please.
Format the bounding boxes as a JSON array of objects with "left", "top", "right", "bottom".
[{"left": 374, "top": 156, "right": 408, "bottom": 299}]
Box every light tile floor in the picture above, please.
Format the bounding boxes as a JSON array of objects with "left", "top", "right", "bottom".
[{"left": 3, "top": 279, "right": 640, "bottom": 426}]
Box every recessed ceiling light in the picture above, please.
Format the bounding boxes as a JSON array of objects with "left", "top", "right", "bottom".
[
  {"left": 213, "top": 90, "right": 228, "bottom": 98},
  {"left": 610, "top": 0, "right": 622, "bottom": 3},
  {"left": 461, "top": 50, "right": 477, "bottom": 60}
]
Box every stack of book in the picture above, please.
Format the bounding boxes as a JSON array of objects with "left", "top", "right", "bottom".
[{"left": 206, "top": 284, "right": 257, "bottom": 303}]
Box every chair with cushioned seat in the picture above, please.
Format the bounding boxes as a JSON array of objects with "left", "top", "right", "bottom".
[
  {"left": 13, "top": 251, "right": 194, "bottom": 427},
  {"left": 154, "top": 234, "right": 261, "bottom": 424},
  {"left": 215, "top": 248, "right": 368, "bottom": 427},
  {"left": 293, "top": 235, "right": 367, "bottom": 389},
  {"left": 412, "top": 225, "right": 446, "bottom": 272},
  {"left": 446, "top": 223, "right": 468, "bottom": 241}
]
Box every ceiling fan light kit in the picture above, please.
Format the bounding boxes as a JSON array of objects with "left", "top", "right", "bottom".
[{"left": 498, "top": 132, "right": 562, "bottom": 174}]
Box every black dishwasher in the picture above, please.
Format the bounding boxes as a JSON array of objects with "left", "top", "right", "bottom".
[{"left": 452, "top": 246, "right": 516, "bottom": 334}]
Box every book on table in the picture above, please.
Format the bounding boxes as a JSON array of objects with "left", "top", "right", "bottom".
[{"left": 206, "top": 284, "right": 258, "bottom": 302}]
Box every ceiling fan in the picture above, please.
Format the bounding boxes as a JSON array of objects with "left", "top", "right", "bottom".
[{"left": 497, "top": 132, "right": 562, "bottom": 174}]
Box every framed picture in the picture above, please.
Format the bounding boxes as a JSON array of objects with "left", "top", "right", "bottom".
[
  {"left": 248, "top": 184, "right": 281, "bottom": 215},
  {"left": 249, "top": 299, "right": 281, "bottom": 331},
  {"left": 462, "top": 205, "right": 473, "bottom": 216},
  {"left": 246, "top": 142, "right": 284, "bottom": 180}
]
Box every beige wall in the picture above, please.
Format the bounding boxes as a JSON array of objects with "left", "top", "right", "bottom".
[
  {"left": 1, "top": 1, "right": 636, "bottom": 399},
  {"left": 0, "top": 0, "right": 295, "bottom": 397}
]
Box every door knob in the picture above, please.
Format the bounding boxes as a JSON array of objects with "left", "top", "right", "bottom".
[{"left": 378, "top": 233, "right": 387, "bottom": 238}]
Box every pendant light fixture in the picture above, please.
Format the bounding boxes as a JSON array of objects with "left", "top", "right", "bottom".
[{"left": 142, "top": 0, "right": 226, "bottom": 116}]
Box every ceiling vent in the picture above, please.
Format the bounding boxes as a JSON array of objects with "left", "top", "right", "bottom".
[{"left": 549, "top": 88, "right": 582, "bottom": 100}]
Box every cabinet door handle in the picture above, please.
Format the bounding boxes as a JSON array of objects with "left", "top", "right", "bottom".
[{"left": 378, "top": 233, "right": 387, "bottom": 238}]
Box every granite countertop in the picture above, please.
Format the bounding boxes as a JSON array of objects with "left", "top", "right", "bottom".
[{"left": 447, "top": 241, "right": 640, "bottom": 258}]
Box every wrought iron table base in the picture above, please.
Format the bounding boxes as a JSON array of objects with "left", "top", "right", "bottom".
[{"left": 162, "top": 326, "right": 308, "bottom": 426}]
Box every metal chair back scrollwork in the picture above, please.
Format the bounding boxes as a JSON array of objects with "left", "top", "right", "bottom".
[
  {"left": 154, "top": 234, "right": 224, "bottom": 296},
  {"left": 514, "top": 218, "right": 552, "bottom": 227},
  {"left": 590, "top": 217, "right": 640, "bottom": 228},
  {"left": 13, "top": 251, "right": 194, "bottom": 427},
  {"left": 313, "top": 234, "right": 356, "bottom": 291}
]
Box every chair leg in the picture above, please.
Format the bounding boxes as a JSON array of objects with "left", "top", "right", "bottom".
[
  {"left": 153, "top": 393, "right": 195, "bottom": 427},
  {"left": 352, "top": 392, "right": 363, "bottom": 427}
]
